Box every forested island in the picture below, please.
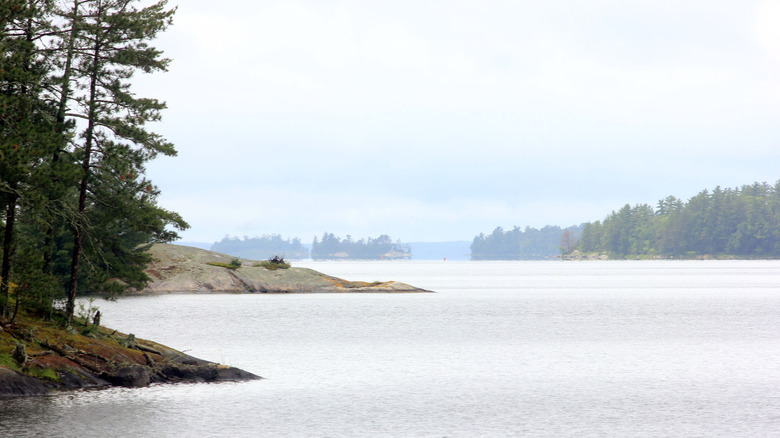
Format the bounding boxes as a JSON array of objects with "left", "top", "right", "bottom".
[
  {"left": 312, "top": 233, "right": 411, "bottom": 260},
  {"left": 577, "top": 181, "right": 780, "bottom": 258},
  {"left": 210, "top": 233, "right": 412, "bottom": 260},
  {"left": 212, "top": 235, "right": 309, "bottom": 260},
  {"left": 472, "top": 181, "right": 780, "bottom": 260}
]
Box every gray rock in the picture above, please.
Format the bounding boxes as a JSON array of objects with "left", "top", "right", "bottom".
[
  {"left": 107, "top": 365, "right": 152, "bottom": 387},
  {"left": 0, "top": 368, "right": 49, "bottom": 397}
]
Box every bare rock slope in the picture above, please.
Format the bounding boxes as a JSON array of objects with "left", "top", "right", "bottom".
[{"left": 138, "top": 244, "right": 430, "bottom": 294}]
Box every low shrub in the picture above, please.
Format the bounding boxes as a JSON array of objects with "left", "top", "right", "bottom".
[{"left": 254, "top": 255, "right": 290, "bottom": 270}]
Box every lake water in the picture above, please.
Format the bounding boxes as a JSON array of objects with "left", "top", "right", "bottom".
[{"left": 1, "top": 260, "right": 779, "bottom": 437}]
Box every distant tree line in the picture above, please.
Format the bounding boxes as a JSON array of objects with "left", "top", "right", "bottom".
[
  {"left": 312, "top": 233, "right": 411, "bottom": 260},
  {"left": 471, "top": 225, "right": 583, "bottom": 260},
  {"left": 579, "top": 181, "right": 780, "bottom": 258},
  {"left": 211, "top": 235, "right": 308, "bottom": 260}
]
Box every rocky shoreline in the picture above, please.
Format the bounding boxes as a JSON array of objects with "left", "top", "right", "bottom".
[
  {"left": 0, "top": 315, "right": 259, "bottom": 398},
  {"left": 1, "top": 244, "right": 430, "bottom": 398}
]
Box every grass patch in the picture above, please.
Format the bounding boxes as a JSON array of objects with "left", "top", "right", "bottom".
[
  {"left": 0, "top": 353, "right": 19, "bottom": 371},
  {"left": 206, "top": 258, "right": 242, "bottom": 270},
  {"left": 27, "top": 365, "right": 59, "bottom": 382}
]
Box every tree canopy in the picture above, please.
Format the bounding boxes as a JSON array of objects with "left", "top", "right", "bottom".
[
  {"left": 579, "top": 181, "right": 780, "bottom": 258},
  {"left": 1, "top": 0, "right": 186, "bottom": 323}
]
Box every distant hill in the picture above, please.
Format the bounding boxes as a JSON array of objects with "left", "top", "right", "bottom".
[{"left": 407, "top": 241, "right": 471, "bottom": 260}]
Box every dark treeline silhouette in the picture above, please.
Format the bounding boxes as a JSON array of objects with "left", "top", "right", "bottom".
[
  {"left": 579, "top": 181, "right": 780, "bottom": 258},
  {"left": 471, "top": 225, "right": 583, "bottom": 260},
  {"left": 312, "top": 233, "right": 411, "bottom": 260},
  {"left": 211, "top": 235, "right": 309, "bottom": 260}
]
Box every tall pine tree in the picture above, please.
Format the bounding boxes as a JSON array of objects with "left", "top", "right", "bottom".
[{"left": 58, "top": 0, "right": 183, "bottom": 323}]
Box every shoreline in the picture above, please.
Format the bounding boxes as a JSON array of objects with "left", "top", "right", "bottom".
[{"left": 0, "top": 314, "right": 259, "bottom": 398}]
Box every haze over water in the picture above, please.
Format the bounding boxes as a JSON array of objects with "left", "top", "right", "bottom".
[{"left": 2, "top": 260, "right": 779, "bottom": 437}]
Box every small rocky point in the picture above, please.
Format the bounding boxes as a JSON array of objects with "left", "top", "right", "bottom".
[{"left": 0, "top": 315, "right": 259, "bottom": 398}]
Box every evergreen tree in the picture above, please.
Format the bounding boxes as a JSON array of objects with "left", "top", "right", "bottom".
[
  {"left": 1, "top": 0, "right": 186, "bottom": 324},
  {"left": 58, "top": 0, "right": 180, "bottom": 323},
  {"left": 578, "top": 181, "right": 780, "bottom": 258},
  {"left": 470, "top": 225, "right": 583, "bottom": 260},
  {"left": 0, "top": 0, "right": 61, "bottom": 316}
]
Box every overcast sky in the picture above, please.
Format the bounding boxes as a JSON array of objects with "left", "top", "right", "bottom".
[{"left": 135, "top": 0, "right": 780, "bottom": 244}]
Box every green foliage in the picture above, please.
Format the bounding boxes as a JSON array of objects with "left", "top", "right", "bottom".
[
  {"left": 0, "top": 0, "right": 185, "bottom": 321},
  {"left": 0, "top": 353, "right": 18, "bottom": 370},
  {"left": 27, "top": 365, "right": 59, "bottom": 382},
  {"left": 206, "top": 262, "right": 240, "bottom": 270},
  {"left": 311, "top": 233, "right": 411, "bottom": 260},
  {"left": 579, "top": 181, "right": 780, "bottom": 258}
]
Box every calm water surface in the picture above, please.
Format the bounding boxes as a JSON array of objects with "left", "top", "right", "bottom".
[{"left": 1, "top": 260, "right": 779, "bottom": 437}]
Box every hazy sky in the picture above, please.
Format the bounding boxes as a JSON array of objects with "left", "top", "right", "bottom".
[{"left": 135, "top": 0, "right": 780, "bottom": 244}]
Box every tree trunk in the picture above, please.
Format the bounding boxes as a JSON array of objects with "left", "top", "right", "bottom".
[
  {"left": 45, "top": 2, "right": 79, "bottom": 275},
  {"left": 66, "top": 27, "right": 101, "bottom": 325}
]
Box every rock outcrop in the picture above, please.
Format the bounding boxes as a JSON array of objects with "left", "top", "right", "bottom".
[
  {"left": 137, "top": 244, "right": 431, "bottom": 294},
  {"left": 0, "top": 316, "right": 260, "bottom": 398}
]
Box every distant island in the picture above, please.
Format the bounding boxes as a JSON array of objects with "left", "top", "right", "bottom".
[
  {"left": 311, "top": 233, "right": 411, "bottom": 260},
  {"left": 209, "top": 233, "right": 413, "bottom": 260},
  {"left": 212, "top": 234, "right": 309, "bottom": 260},
  {"left": 201, "top": 181, "right": 780, "bottom": 262}
]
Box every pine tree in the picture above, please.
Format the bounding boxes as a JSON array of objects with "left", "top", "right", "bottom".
[
  {"left": 0, "top": 0, "right": 61, "bottom": 316},
  {"left": 57, "top": 0, "right": 182, "bottom": 323}
]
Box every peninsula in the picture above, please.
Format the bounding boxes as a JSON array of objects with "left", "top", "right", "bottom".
[{"left": 138, "top": 244, "right": 431, "bottom": 294}]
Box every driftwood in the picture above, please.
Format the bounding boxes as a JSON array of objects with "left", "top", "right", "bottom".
[
  {"left": 143, "top": 352, "right": 155, "bottom": 367},
  {"left": 135, "top": 343, "right": 162, "bottom": 356},
  {"left": 39, "top": 340, "right": 104, "bottom": 375}
]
